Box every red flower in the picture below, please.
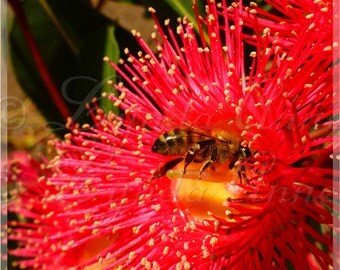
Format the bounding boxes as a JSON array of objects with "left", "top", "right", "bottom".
[
  {"left": 241, "top": 0, "right": 334, "bottom": 49},
  {"left": 9, "top": 0, "right": 336, "bottom": 269}
]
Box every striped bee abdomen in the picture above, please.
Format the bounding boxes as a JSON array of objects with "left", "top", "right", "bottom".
[{"left": 152, "top": 129, "right": 192, "bottom": 156}]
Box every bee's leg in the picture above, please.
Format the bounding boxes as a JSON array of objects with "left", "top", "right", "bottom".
[
  {"left": 230, "top": 158, "right": 246, "bottom": 184},
  {"left": 152, "top": 157, "right": 183, "bottom": 179},
  {"left": 183, "top": 143, "right": 200, "bottom": 174},
  {"left": 197, "top": 143, "right": 217, "bottom": 180},
  {"left": 183, "top": 139, "right": 215, "bottom": 175},
  {"left": 237, "top": 166, "right": 245, "bottom": 184},
  {"left": 228, "top": 160, "right": 236, "bottom": 169}
]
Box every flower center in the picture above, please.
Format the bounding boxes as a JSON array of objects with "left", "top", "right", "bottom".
[{"left": 167, "top": 161, "right": 246, "bottom": 222}]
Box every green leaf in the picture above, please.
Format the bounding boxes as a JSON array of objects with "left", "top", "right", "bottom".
[
  {"left": 164, "top": 1, "right": 196, "bottom": 26},
  {"left": 165, "top": 0, "right": 208, "bottom": 42},
  {"left": 100, "top": 26, "right": 120, "bottom": 114}
]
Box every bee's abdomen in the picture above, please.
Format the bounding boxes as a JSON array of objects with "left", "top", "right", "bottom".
[{"left": 152, "top": 129, "right": 193, "bottom": 156}]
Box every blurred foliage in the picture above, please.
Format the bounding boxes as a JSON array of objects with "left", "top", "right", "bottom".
[{"left": 8, "top": 0, "right": 204, "bottom": 137}]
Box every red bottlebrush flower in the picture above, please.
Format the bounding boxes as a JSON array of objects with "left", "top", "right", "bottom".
[
  {"left": 9, "top": 0, "right": 337, "bottom": 269},
  {"left": 240, "top": 0, "right": 334, "bottom": 49}
]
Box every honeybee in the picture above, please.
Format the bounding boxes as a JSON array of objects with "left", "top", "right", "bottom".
[{"left": 151, "top": 128, "right": 251, "bottom": 180}]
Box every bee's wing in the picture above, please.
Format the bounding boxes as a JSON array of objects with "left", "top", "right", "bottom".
[{"left": 185, "top": 126, "right": 231, "bottom": 143}]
